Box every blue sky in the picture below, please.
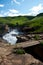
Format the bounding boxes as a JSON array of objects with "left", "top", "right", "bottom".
[{"left": 0, "top": 0, "right": 43, "bottom": 17}]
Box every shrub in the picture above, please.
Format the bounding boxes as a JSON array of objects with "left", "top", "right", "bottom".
[
  {"left": 40, "top": 41, "right": 43, "bottom": 45},
  {"left": 34, "top": 35, "right": 40, "bottom": 40},
  {"left": 16, "top": 48, "right": 25, "bottom": 54}
]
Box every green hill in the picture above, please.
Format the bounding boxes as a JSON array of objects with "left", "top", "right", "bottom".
[
  {"left": 37, "top": 13, "right": 43, "bottom": 17},
  {"left": 0, "top": 16, "right": 35, "bottom": 24},
  {"left": 29, "top": 16, "right": 43, "bottom": 33},
  {"left": 0, "top": 13, "right": 43, "bottom": 33}
]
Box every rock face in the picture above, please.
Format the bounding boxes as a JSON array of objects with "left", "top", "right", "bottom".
[
  {"left": 0, "top": 42, "right": 43, "bottom": 65},
  {"left": 0, "top": 53, "right": 43, "bottom": 65}
]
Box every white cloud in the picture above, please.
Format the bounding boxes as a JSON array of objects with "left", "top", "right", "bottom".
[
  {"left": 29, "top": 4, "right": 43, "bottom": 15},
  {"left": 8, "top": 13, "right": 19, "bottom": 17},
  {"left": 13, "top": 0, "right": 20, "bottom": 5},
  {"left": 5, "top": 13, "right": 29, "bottom": 17},
  {"left": 18, "top": 13, "right": 29, "bottom": 16},
  {"left": 13, "top": 0, "right": 24, "bottom": 5},
  {"left": 0, "top": 4, "right": 4, "bottom": 7},
  {"left": 2, "top": 9, "right": 19, "bottom": 17},
  {"left": 0, "top": 3, "right": 43, "bottom": 17},
  {"left": 0, "top": 14, "right": 3, "bottom": 17},
  {"left": 0, "top": 13, "right": 33, "bottom": 17},
  {"left": 4, "top": 12, "right": 19, "bottom": 17},
  {"left": 9, "top": 9, "right": 19, "bottom": 13}
]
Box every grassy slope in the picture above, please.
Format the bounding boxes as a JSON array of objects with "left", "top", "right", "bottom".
[
  {"left": 29, "top": 16, "right": 43, "bottom": 32},
  {"left": 0, "top": 16, "right": 34, "bottom": 25},
  {"left": 0, "top": 13, "right": 43, "bottom": 33}
]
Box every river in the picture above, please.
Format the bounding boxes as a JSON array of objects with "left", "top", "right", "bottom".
[{"left": 3, "top": 29, "right": 23, "bottom": 45}]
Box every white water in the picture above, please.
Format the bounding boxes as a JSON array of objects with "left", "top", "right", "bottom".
[{"left": 3, "top": 29, "right": 19, "bottom": 45}]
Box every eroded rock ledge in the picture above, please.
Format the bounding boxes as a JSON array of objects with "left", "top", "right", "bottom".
[{"left": 0, "top": 41, "right": 43, "bottom": 65}]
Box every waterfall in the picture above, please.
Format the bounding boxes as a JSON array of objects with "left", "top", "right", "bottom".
[{"left": 3, "top": 29, "right": 19, "bottom": 45}]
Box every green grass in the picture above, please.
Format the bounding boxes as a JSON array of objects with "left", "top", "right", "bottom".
[
  {"left": 27, "top": 16, "right": 43, "bottom": 32},
  {"left": 15, "top": 48, "right": 25, "bottom": 54},
  {"left": 40, "top": 41, "right": 43, "bottom": 45},
  {"left": 34, "top": 35, "right": 40, "bottom": 40},
  {"left": 0, "top": 13, "right": 43, "bottom": 33}
]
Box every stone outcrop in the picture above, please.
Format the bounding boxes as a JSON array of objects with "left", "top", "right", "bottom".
[{"left": 0, "top": 41, "right": 43, "bottom": 65}]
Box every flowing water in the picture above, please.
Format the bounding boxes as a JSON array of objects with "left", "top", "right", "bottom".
[{"left": 3, "top": 29, "right": 21, "bottom": 45}]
